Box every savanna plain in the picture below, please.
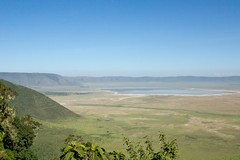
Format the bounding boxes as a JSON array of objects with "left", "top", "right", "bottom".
[{"left": 32, "top": 83, "right": 240, "bottom": 160}]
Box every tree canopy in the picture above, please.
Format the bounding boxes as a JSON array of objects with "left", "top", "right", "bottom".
[{"left": 0, "top": 82, "right": 40, "bottom": 159}]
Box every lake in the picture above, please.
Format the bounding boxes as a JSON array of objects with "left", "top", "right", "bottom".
[{"left": 109, "top": 88, "right": 231, "bottom": 95}]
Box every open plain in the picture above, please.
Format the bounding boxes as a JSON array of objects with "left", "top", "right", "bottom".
[{"left": 42, "top": 88, "right": 240, "bottom": 160}]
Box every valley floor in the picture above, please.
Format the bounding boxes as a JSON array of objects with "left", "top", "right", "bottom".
[{"left": 33, "top": 91, "right": 240, "bottom": 160}]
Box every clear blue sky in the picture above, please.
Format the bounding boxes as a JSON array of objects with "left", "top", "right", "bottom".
[{"left": 0, "top": 0, "right": 240, "bottom": 76}]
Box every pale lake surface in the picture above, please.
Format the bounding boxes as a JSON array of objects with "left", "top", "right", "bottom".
[{"left": 109, "top": 88, "right": 232, "bottom": 95}]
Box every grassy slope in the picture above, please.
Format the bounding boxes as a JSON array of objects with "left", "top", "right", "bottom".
[
  {"left": 0, "top": 79, "right": 78, "bottom": 120},
  {"left": 0, "top": 79, "right": 83, "bottom": 159}
]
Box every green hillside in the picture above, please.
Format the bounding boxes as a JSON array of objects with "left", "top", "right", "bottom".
[{"left": 0, "top": 79, "right": 79, "bottom": 120}]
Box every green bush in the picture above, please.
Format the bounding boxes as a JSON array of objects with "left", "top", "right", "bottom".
[
  {"left": 60, "top": 133, "right": 178, "bottom": 160},
  {"left": 0, "top": 82, "right": 40, "bottom": 159}
]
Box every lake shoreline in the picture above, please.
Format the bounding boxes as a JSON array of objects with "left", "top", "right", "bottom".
[{"left": 102, "top": 88, "right": 238, "bottom": 97}]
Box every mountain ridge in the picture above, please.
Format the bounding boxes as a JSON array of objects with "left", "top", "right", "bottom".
[
  {"left": 0, "top": 72, "right": 81, "bottom": 87},
  {"left": 1, "top": 72, "right": 240, "bottom": 86}
]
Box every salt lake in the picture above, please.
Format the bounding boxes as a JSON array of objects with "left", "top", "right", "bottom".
[{"left": 109, "top": 88, "right": 233, "bottom": 95}]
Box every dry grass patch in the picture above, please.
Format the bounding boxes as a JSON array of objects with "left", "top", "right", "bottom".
[{"left": 183, "top": 117, "right": 240, "bottom": 139}]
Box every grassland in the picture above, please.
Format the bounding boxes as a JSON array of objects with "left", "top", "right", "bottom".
[
  {"left": 32, "top": 90, "right": 240, "bottom": 160},
  {"left": 2, "top": 74, "right": 240, "bottom": 159}
]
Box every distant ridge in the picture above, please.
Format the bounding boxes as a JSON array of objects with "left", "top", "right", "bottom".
[
  {"left": 0, "top": 79, "right": 79, "bottom": 120},
  {"left": 70, "top": 76, "right": 240, "bottom": 83},
  {"left": 0, "top": 72, "right": 240, "bottom": 86},
  {"left": 0, "top": 72, "right": 81, "bottom": 86}
]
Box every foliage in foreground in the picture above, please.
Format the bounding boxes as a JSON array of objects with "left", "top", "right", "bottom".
[
  {"left": 0, "top": 82, "right": 41, "bottom": 159},
  {"left": 60, "top": 133, "right": 178, "bottom": 160}
]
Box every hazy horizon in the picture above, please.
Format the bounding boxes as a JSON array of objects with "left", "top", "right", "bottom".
[
  {"left": 1, "top": 71, "right": 240, "bottom": 78},
  {"left": 1, "top": 0, "right": 240, "bottom": 76}
]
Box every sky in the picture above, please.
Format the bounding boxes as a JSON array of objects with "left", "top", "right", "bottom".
[{"left": 0, "top": 0, "right": 240, "bottom": 76}]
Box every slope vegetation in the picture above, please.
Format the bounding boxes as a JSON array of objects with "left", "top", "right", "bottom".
[{"left": 0, "top": 79, "right": 78, "bottom": 120}]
